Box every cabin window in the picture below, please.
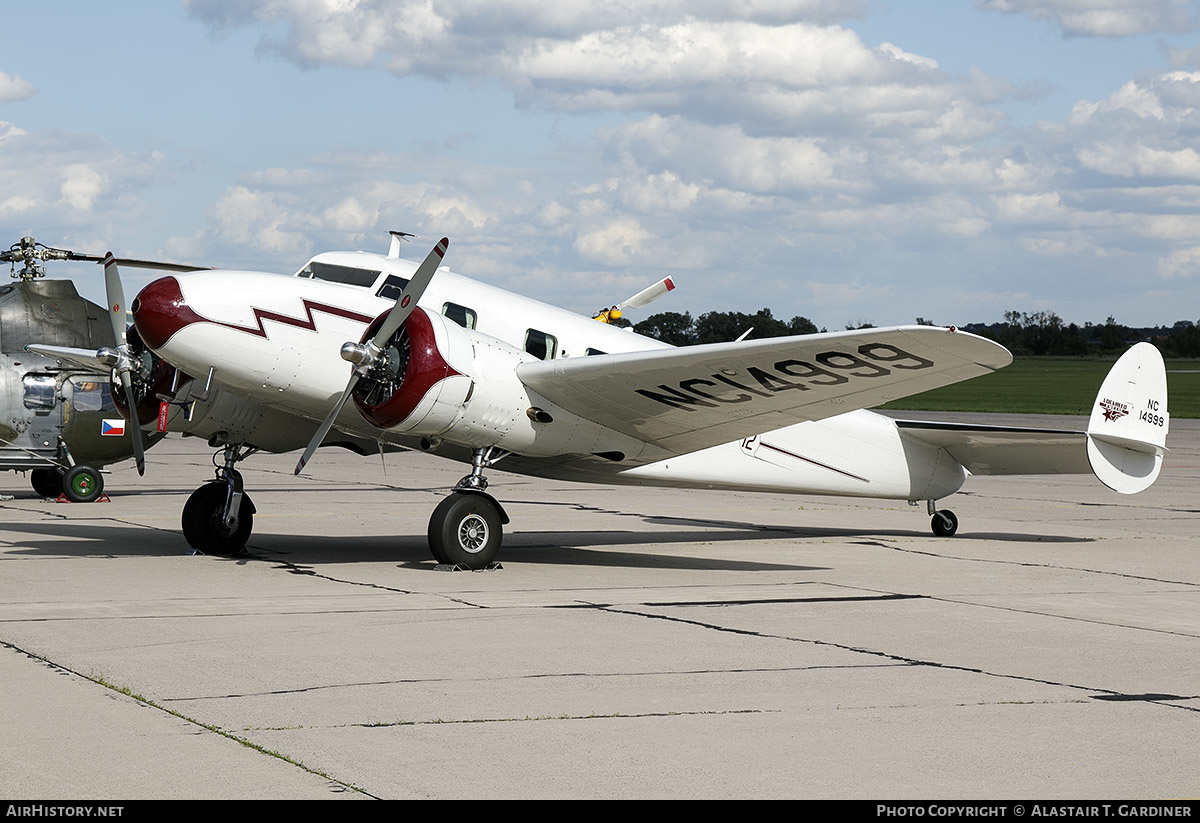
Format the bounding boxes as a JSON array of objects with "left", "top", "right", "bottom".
[
  {"left": 441, "top": 302, "right": 477, "bottom": 330},
  {"left": 22, "top": 374, "right": 57, "bottom": 411},
  {"left": 586, "top": 348, "right": 607, "bottom": 356},
  {"left": 376, "top": 275, "right": 411, "bottom": 301},
  {"left": 298, "top": 262, "right": 381, "bottom": 287},
  {"left": 524, "top": 329, "right": 558, "bottom": 360}
]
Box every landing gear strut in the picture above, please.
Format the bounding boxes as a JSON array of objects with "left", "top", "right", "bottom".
[
  {"left": 928, "top": 500, "right": 958, "bottom": 537},
  {"left": 182, "top": 443, "right": 258, "bottom": 556},
  {"left": 427, "top": 446, "right": 510, "bottom": 569}
]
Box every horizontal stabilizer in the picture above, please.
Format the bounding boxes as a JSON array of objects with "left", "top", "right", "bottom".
[
  {"left": 1086, "top": 342, "right": 1168, "bottom": 494},
  {"left": 895, "top": 420, "right": 1090, "bottom": 475}
]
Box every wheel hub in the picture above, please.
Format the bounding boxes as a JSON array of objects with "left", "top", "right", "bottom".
[{"left": 458, "top": 514, "right": 489, "bottom": 553}]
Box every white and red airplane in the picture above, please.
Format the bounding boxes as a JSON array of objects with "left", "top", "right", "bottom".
[{"left": 32, "top": 235, "right": 1169, "bottom": 568}]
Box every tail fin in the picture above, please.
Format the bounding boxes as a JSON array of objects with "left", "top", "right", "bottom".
[{"left": 1086, "top": 342, "right": 1168, "bottom": 494}]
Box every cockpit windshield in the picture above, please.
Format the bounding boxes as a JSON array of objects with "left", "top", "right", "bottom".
[{"left": 296, "top": 262, "right": 381, "bottom": 287}]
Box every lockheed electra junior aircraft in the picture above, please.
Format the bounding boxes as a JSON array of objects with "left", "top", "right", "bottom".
[{"left": 30, "top": 233, "right": 1169, "bottom": 568}]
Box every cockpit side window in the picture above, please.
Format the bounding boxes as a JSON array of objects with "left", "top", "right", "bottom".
[
  {"left": 442, "top": 302, "right": 477, "bottom": 330},
  {"left": 298, "top": 262, "right": 381, "bottom": 287},
  {"left": 376, "top": 275, "right": 411, "bottom": 301}
]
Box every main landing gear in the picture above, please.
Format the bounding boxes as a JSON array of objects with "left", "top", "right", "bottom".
[
  {"left": 31, "top": 465, "right": 105, "bottom": 503},
  {"left": 178, "top": 442, "right": 512, "bottom": 567},
  {"left": 181, "top": 443, "right": 258, "bottom": 556},
  {"left": 927, "top": 500, "right": 958, "bottom": 537},
  {"left": 427, "top": 446, "right": 510, "bottom": 569}
]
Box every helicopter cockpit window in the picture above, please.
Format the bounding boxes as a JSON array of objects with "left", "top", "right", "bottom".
[
  {"left": 297, "top": 262, "right": 381, "bottom": 287},
  {"left": 67, "top": 376, "right": 116, "bottom": 413},
  {"left": 376, "top": 275, "right": 411, "bottom": 301},
  {"left": 22, "top": 374, "right": 57, "bottom": 412}
]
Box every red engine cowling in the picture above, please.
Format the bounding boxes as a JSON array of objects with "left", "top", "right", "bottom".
[
  {"left": 350, "top": 306, "right": 552, "bottom": 450},
  {"left": 352, "top": 307, "right": 472, "bottom": 433}
]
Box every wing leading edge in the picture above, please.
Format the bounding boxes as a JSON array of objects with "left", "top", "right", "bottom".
[{"left": 518, "top": 325, "right": 1012, "bottom": 455}]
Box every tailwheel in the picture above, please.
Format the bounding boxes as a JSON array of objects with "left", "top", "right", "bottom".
[
  {"left": 931, "top": 509, "right": 958, "bottom": 537},
  {"left": 428, "top": 491, "right": 504, "bottom": 569},
  {"left": 182, "top": 482, "right": 255, "bottom": 556},
  {"left": 30, "top": 467, "right": 65, "bottom": 498},
  {"left": 63, "top": 465, "right": 104, "bottom": 503}
]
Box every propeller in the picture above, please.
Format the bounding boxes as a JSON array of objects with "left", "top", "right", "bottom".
[
  {"left": 594, "top": 275, "right": 676, "bottom": 323},
  {"left": 294, "top": 237, "right": 449, "bottom": 475},
  {"left": 101, "top": 253, "right": 146, "bottom": 476},
  {"left": 618, "top": 275, "right": 675, "bottom": 311}
]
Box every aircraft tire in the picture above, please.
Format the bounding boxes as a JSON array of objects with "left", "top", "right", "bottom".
[
  {"left": 63, "top": 466, "right": 104, "bottom": 503},
  {"left": 182, "top": 483, "right": 254, "bottom": 556},
  {"left": 931, "top": 509, "right": 958, "bottom": 537},
  {"left": 428, "top": 492, "right": 502, "bottom": 569},
  {"left": 31, "top": 468, "right": 65, "bottom": 498}
]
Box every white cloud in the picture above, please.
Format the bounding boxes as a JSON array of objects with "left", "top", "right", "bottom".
[
  {"left": 573, "top": 217, "right": 650, "bottom": 266},
  {"left": 60, "top": 165, "right": 105, "bottom": 212},
  {"left": 0, "top": 71, "right": 33, "bottom": 101},
  {"left": 977, "top": 0, "right": 1200, "bottom": 37},
  {"left": 1158, "top": 246, "right": 1200, "bottom": 277}
]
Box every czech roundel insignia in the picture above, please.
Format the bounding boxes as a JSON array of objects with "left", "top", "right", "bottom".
[{"left": 101, "top": 418, "right": 126, "bottom": 437}]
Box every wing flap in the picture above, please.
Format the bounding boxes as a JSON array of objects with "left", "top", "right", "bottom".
[{"left": 519, "top": 326, "right": 1011, "bottom": 454}]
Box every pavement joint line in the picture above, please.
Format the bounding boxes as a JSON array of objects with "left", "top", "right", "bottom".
[
  {"left": 923, "top": 593, "right": 1200, "bottom": 639},
  {"left": 161, "top": 664, "right": 908, "bottom": 702},
  {"left": 242, "top": 708, "right": 772, "bottom": 732},
  {"left": 874, "top": 541, "right": 1200, "bottom": 587},
  {"left": 0, "top": 638, "right": 377, "bottom": 798},
  {"left": 590, "top": 605, "right": 1200, "bottom": 713}
]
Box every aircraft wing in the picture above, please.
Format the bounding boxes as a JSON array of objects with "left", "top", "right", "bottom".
[
  {"left": 517, "top": 325, "right": 1011, "bottom": 454},
  {"left": 894, "top": 420, "right": 1092, "bottom": 475}
]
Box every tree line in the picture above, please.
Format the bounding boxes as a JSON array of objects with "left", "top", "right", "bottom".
[{"left": 625, "top": 308, "right": 1200, "bottom": 358}]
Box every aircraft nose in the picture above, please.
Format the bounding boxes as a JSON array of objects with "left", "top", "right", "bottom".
[{"left": 131, "top": 276, "right": 201, "bottom": 350}]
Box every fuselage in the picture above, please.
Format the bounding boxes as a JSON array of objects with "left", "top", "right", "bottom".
[{"left": 130, "top": 249, "right": 967, "bottom": 503}]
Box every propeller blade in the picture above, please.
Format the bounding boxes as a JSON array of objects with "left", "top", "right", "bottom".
[
  {"left": 102, "top": 252, "right": 128, "bottom": 348},
  {"left": 618, "top": 275, "right": 675, "bottom": 311},
  {"left": 294, "top": 375, "right": 359, "bottom": 475},
  {"left": 370, "top": 237, "right": 449, "bottom": 348},
  {"left": 117, "top": 371, "right": 146, "bottom": 476}
]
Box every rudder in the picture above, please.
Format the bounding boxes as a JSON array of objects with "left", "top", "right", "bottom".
[{"left": 1086, "top": 342, "right": 1168, "bottom": 494}]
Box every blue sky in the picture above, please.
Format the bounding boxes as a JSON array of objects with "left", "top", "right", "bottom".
[{"left": 4, "top": 1, "right": 1200, "bottom": 330}]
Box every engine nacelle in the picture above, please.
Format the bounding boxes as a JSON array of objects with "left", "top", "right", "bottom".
[
  {"left": 351, "top": 307, "right": 526, "bottom": 443},
  {"left": 350, "top": 307, "right": 650, "bottom": 459}
]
